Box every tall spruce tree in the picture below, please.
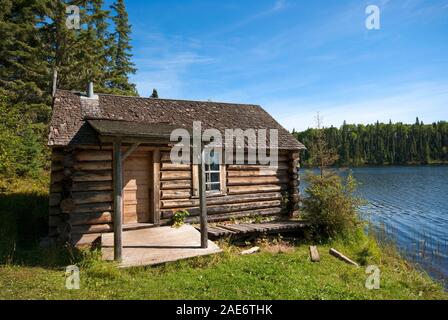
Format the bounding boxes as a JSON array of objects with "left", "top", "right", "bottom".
[
  {"left": 0, "top": 0, "right": 139, "bottom": 178},
  {"left": 83, "top": 0, "right": 112, "bottom": 91},
  {"left": 109, "top": 0, "right": 137, "bottom": 95},
  {"left": 0, "top": 0, "right": 52, "bottom": 177},
  {"left": 42, "top": 0, "right": 88, "bottom": 91},
  {"left": 41, "top": 0, "right": 137, "bottom": 94},
  {"left": 151, "top": 88, "right": 158, "bottom": 98},
  {"left": 0, "top": 0, "right": 49, "bottom": 104}
]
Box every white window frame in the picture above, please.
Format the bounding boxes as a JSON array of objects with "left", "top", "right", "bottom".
[
  {"left": 192, "top": 152, "right": 227, "bottom": 197},
  {"left": 204, "top": 162, "right": 221, "bottom": 193}
]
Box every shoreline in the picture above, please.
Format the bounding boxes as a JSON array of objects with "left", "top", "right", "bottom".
[
  {"left": 301, "top": 167, "right": 448, "bottom": 290},
  {"left": 300, "top": 163, "right": 448, "bottom": 169}
]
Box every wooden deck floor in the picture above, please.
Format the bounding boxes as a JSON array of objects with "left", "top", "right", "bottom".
[
  {"left": 202, "top": 220, "right": 309, "bottom": 239},
  {"left": 102, "top": 225, "right": 221, "bottom": 268}
]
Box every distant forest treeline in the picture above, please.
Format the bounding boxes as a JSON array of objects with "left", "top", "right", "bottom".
[{"left": 294, "top": 119, "right": 448, "bottom": 166}]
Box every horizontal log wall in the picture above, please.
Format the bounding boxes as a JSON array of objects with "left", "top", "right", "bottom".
[
  {"left": 49, "top": 146, "right": 299, "bottom": 246},
  {"left": 160, "top": 151, "right": 193, "bottom": 201},
  {"left": 159, "top": 150, "right": 294, "bottom": 224},
  {"left": 49, "top": 145, "right": 114, "bottom": 245}
]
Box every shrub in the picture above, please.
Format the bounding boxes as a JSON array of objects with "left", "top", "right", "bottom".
[
  {"left": 302, "top": 171, "right": 364, "bottom": 241},
  {"left": 171, "top": 209, "right": 190, "bottom": 228}
]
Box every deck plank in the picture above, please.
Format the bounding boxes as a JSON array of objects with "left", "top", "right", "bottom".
[
  {"left": 201, "top": 220, "right": 309, "bottom": 239},
  {"left": 207, "top": 226, "right": 236, "bottom": 237},
  {"left": 102, "top": 225, "right": 221, "bottom": 267}
]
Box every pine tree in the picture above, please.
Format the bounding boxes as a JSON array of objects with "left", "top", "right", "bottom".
[
  {"left": 0, "top": 0, "right": 52, "bottom": 177},
  {"left": 340, "top": 121, "right": 350, "bottom": 165},
  {"left": 84, "top": 0, "right": 112, "bottom": 90},
  {"left": 42, "top": 0, "right": 87, "bottom": 91},
  {"left": 109, "top": 0, "right": 137, "bottom": 95},
  {"left": 150, "top": 89, "right": 159, "bottom": 98},
  {"left": 0, "top": 0, "right": 50, "bottom": 104},
  {"left": 0, "top": 0, "right": 140, "bottom": 178}
]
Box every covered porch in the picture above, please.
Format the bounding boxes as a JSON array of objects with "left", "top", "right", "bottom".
[
  {"left": 101, "top": 225, "right": 221, "bottom": 267},
  {"left": 88, "top": 119, "right": 217, "bottom": 266}
]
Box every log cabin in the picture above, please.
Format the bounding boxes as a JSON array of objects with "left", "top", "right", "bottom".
[{"left": 47, "top": 86, "right": 305, "bottom": 251}]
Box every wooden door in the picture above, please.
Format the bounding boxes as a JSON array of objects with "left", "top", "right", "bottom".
[{"left": 123, "top": 151, "right": 152, "bottom": 224}]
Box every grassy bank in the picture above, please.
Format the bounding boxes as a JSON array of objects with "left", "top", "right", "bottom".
[
  {"left": 1, "top": 238, "right": 447, "bottom": 300},
  {"left": 0, "top": 176, "right": 446, "bottom": 300}
]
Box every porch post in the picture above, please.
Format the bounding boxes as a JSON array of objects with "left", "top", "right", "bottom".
[
  {"left": 152, "top": 148, "right": 161, "bottom": 225},
  {"left": 113, "top": 139, "right": 123, "bottom": 261},
  {"left": 198, "top": 147, "right": 208, "bottom": 248}
]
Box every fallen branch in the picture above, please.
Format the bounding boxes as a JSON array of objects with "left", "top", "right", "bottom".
[{"left": 329, "top": 248, "right": 359, "bottom": 267}]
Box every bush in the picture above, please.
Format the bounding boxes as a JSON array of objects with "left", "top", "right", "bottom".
[
  {"left": 171, "top": 209, "right": 190, "bottom": 228},
  {"left": 302, "top": 171, "right": 364, "bottom": 241}
]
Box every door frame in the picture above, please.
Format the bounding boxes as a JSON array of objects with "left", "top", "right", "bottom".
[{"left": 121, "top": 146, "right": 161, "bottom": 226}]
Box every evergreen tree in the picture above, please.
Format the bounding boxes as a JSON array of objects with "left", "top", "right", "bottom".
[
  {"left": 109, "top": 0, "right": 137, "bottom": 95},
  {"left": 0, "top": 0, "right": 139, "bottom": 178},
  {"left": 42, "top": 0, "right": 87, "bottom": 91},
  {"left": 0, "top": 0, "right": 51, "bottom": 178},
  {"left": 0, "top": 0, "right": 49, "bottom": 104},
  {"left": 150, "top": 88, "right": 158, "bottom": 98},
  {"left": 340, "top": 121, "right": 350, "bottom": 164},
  {"left": 84, "top": 0, "right": 112, "bottom": 90}
]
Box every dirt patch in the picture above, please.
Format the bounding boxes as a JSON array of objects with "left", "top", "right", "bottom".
[{"left": 262, "top": 243, "right": 295, "bottom": 254}]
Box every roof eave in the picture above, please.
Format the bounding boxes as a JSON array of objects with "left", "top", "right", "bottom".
[{"left": 97, "top": 134, "right": 174, "bottom": 145}]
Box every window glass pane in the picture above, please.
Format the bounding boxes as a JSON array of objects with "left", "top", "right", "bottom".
[
  {"left": 205, "top": 165, "right": 220, "bottom": 172},
  {"left": 205, "top": 150, "right": 219, "bottom": 164},
  {"left": 204, "top": 152, "right": 211, "bottom": 164},
  {"left": 204, "top": 152, "right": 221, "bottom": 191},
  {"left": 210, "top": 162, "right": 219, "bottom": 171},
  {"left": 206, "top": 182, "right": 220, "bottom": 191},
  {"left": 210, "top": 173, "right": 220, "bottom": 183},
  {"left": 210, "top": 183, "right": 220, "bottom": 191}
]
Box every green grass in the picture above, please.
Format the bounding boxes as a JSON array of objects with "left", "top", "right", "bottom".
[
  {"left": 0, "top": 176, "right": 447, "bottom": 300},
  {"left": 0, "top": 239, "right": 447, "bottom": 300}
]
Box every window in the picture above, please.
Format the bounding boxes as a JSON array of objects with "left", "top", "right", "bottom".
[
  {"left": 192, "top": 151, "right": 227, "bottom": 197},
  {"left": 205, "top": 151, "right": 221, "bottom": 192}
]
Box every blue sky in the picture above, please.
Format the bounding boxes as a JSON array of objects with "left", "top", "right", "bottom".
[{"left": 115, "top": 0, "right": 447, "bottom": 131}]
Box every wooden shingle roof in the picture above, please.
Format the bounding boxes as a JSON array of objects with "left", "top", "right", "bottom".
[{"left": 48, "top": 90, "right": 305, "bottom": 150}]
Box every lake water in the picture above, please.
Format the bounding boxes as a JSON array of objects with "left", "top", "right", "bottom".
[{"left": 300, "top": 166, "right": 448, "bottom": 285}]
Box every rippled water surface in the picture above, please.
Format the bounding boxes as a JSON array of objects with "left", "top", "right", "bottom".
[{"left": 301, "top": 166, "right": 448, "bottom": 284}]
